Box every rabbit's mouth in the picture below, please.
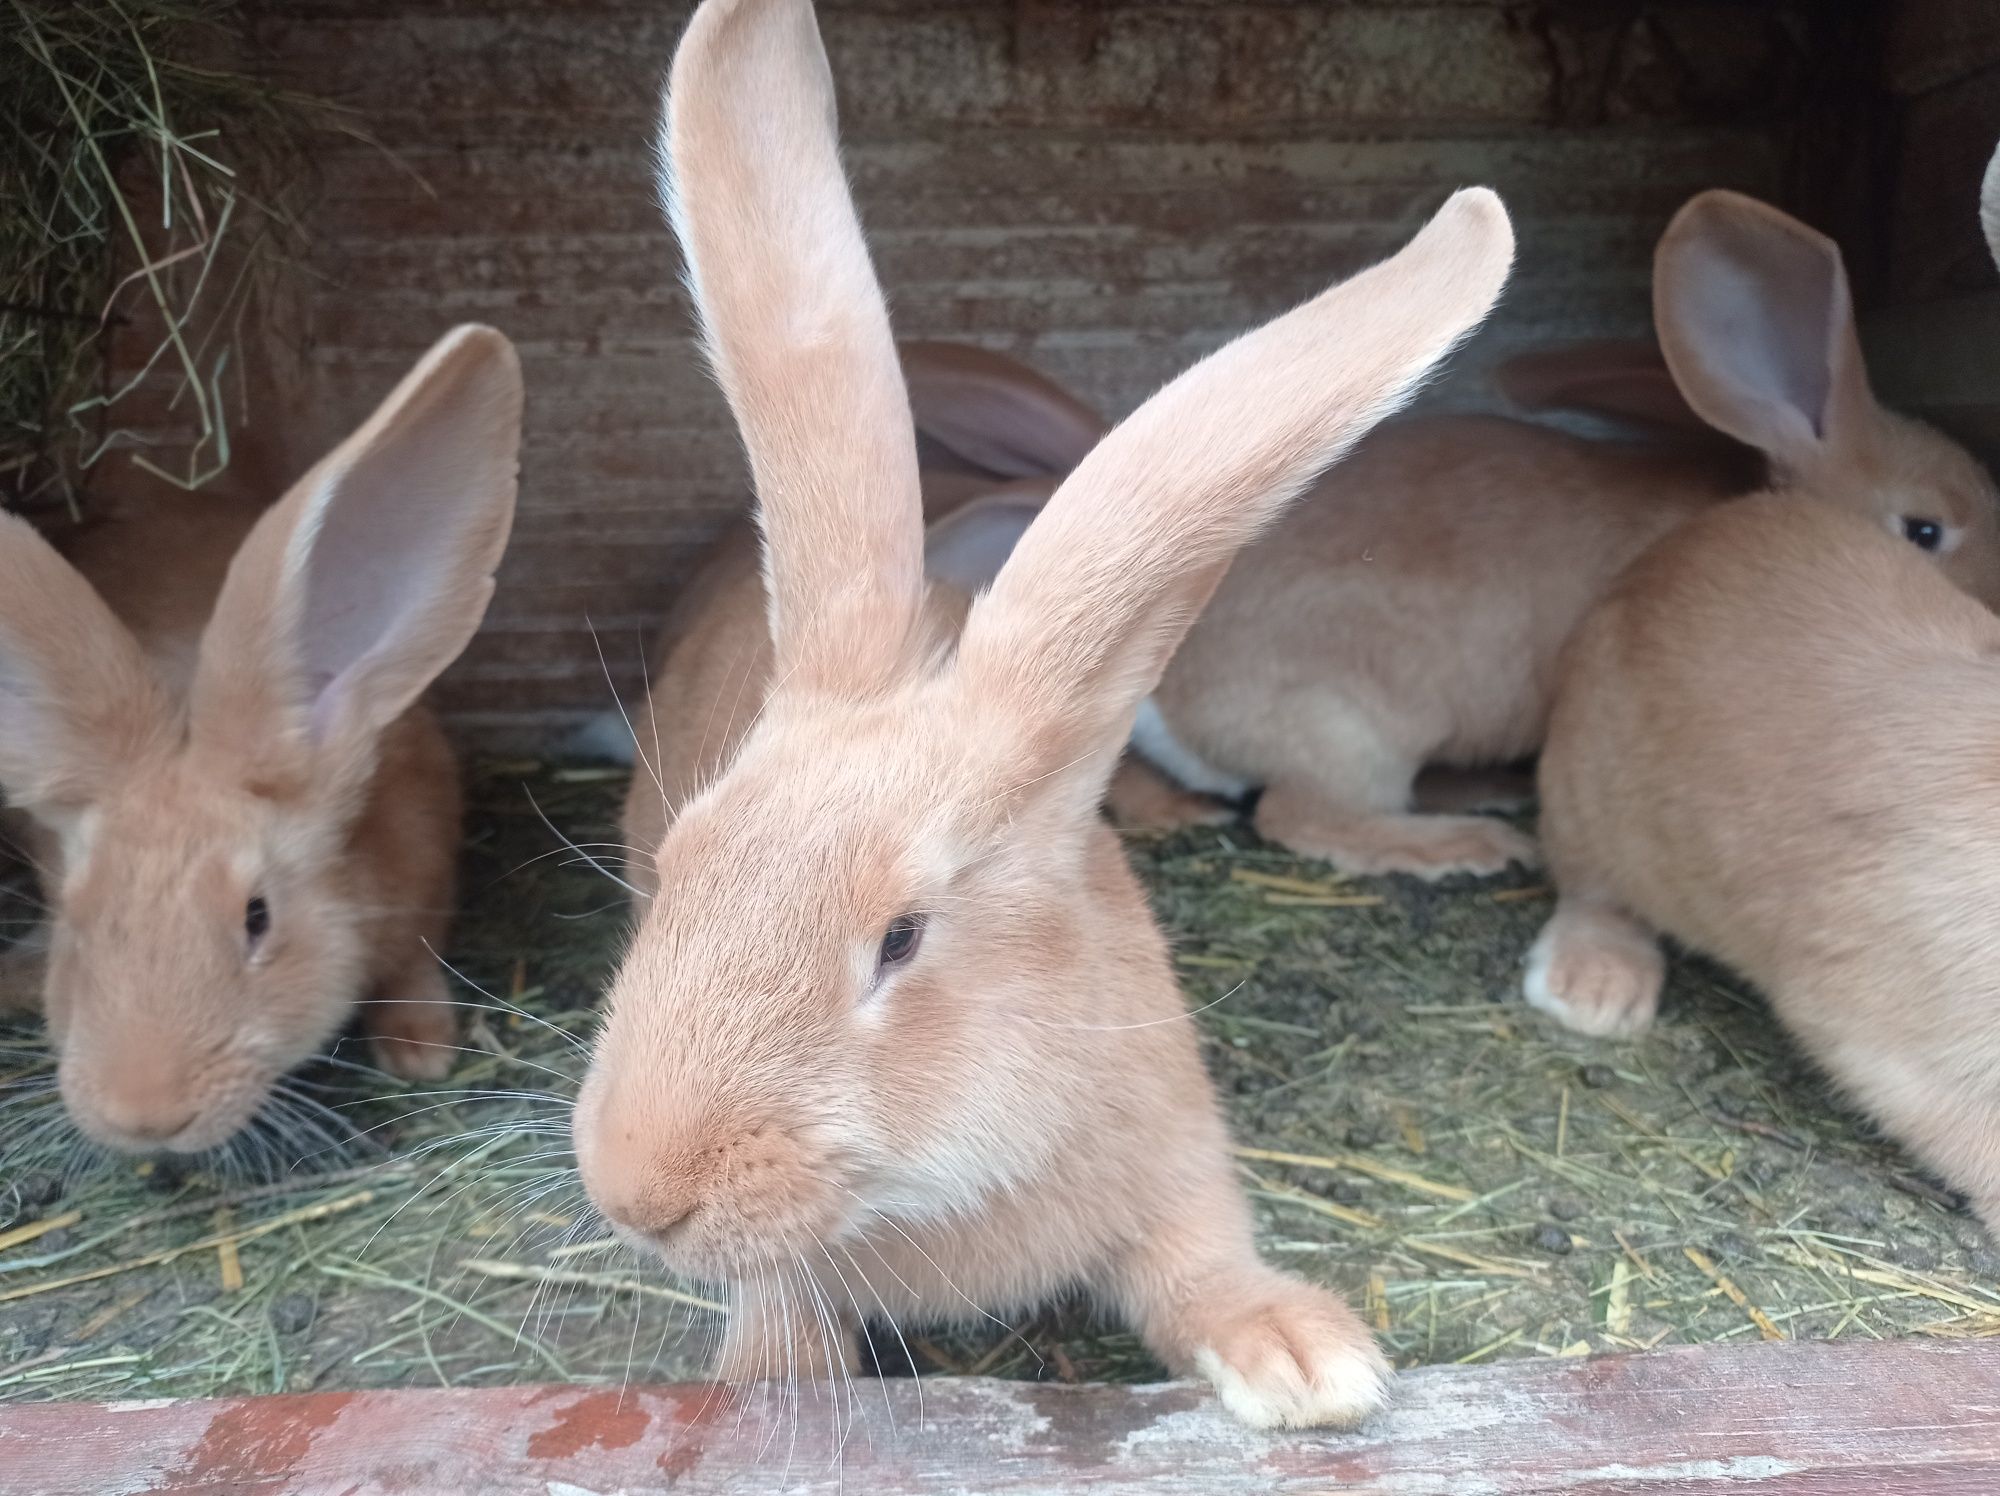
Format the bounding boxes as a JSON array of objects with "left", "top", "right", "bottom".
[
  {"left": 614, "top": 1193, "right": 862, "bottom": 1286},
  {"left": 59, "top": 1050, "right": 279, "bottom": 1158}
]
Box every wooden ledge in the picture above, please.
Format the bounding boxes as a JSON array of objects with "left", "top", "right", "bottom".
[{"left": 5, "top": 1336, "right": 1999, "bottom": 1494}]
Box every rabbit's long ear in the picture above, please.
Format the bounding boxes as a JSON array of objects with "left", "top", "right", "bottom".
[
  {"left": 0, "top": 516, "right": 171, "bottom": 814},
  {"left": 665, "top": 0, "right": 924, "bottom": 698},
  {"left": 1982, "top": 141, "right": 2000, "bottom": 274},
  {"left": 901, "top": 342, "right": 1107, "bottom": 481},
  {"left": 956, "top": 189, "right": 1513, "bottom": 778},
  {"left": 189, "top": 325, "right": 520, "bottom": 794},
  {"left": 1653, "top": 191, "right": 1871, "bottom": 478},
  {"left": 1493, "top": 339, "right": 1707, "bottom": 433}
]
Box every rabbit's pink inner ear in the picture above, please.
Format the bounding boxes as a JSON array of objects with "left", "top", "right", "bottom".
[
  {"left": 664, "top": 0, "right": 926, "bottom": 698},
  {"left": 1492, "top": 339, "right": 1705, "bottom": 433},
  {"left": 901, "top": 342, "right": 1108, "bottom": 481},
  {"left": 0, "top": 515, "right": 169, "bottom": 812},
  {"left": 190, "top": 325, "right": 520, "bottom": 784},
  {"left": 1653, "top": 194, "right": 1866, "bottom": 473},
  {"left": 1982, "top": 142, "right": 2000, "bottom": 275}
]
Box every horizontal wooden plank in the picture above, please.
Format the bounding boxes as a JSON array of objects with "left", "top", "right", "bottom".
[
  {"left": 105, "top": 0, "right": 1830, "bottom": 738},
  {"left": 6, "top": 1338, "right": 2000, "bottom": 1494},
  {"left": 306, "top": 130, "right": 1785, "bottom": 216},
  {"left": 254, "top": 6, "right": 1555, "bottom": 134}
]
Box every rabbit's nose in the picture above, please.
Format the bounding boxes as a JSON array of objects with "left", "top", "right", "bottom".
[
  {"left": 575, "top": 1115, "right": 705, "bottom": 1243},
  {"left": 86, "top": 1093, "right": 199, "bottom": 1149},
  {"left": 586, "top": 1152, "right": 703, "bottom": 1242}
]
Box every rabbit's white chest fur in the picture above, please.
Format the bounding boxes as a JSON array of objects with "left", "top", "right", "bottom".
[{"left": 1131, "top": 698, "right": 1253, "bottom": 799}]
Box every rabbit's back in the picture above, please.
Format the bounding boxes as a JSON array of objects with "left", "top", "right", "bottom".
[
  {"left": 1155, "top": 413, "right": 1739, "bottom": 778},
  {"left": 1543, "top": 494, "right": 2000, "bottom": 1008}
]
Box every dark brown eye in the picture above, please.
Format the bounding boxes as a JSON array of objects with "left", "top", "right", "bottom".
[
  {"left": 244, "top": 896, "right": 270, "bottom": 946},
  {"left": 878, "top": 914, "right": 924, "bottom": 969},
  {"left": 1904, "top": 517, "right": 1944, "bottom": 551}
]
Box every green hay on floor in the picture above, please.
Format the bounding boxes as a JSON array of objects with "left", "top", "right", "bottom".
[{"left": 1, "top": 760, "right": 1994, "bottom": 1405}]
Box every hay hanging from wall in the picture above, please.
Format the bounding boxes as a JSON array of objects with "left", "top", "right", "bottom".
[{"left": 2, "top": 0, "right": 314, "bottom": 516}]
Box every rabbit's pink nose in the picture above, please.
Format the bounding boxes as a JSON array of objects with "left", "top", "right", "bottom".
[
  {"left": 586, "top": 1158, "right": 701, "bottom": 1243},
  {"left": 576, "top": 1121, "right": 705, "bottom": 1243},
  {"left": 85, "top": 1094, "right": 199, "bottom": 1150}
]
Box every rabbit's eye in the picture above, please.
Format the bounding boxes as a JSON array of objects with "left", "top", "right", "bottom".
[
  {"left": 244, "top": 896, "right": 271, "bottom": 948},
  {"left": 877, "top": 914, "right": 924, "bottom": 970},
  {"left": 1904, "top": 517, "right": 1945, "bottom": 551}
]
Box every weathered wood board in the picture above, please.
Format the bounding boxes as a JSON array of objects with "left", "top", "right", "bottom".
[
  {"left": 104, "top": 0, "right": 1840, "bottom": 746},
  {"left": 5, "top": 1336, "right": 1999, "bottom": 1494}
]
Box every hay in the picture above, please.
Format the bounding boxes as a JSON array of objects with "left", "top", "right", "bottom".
[
  {"left": 1, "top": 761, "right": 1994, "bottom": 1404},
  {"left": 1, "top": 0, "right": 311, "bottom": 513}
]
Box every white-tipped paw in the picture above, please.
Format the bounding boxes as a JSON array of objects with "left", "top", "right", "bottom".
[
  {"left": 1523, "top": 905, "right": 1663, "bottom": 1038},
  {"left": 1192, "top": 1287, "right": 1392, "bottom": 1430}
]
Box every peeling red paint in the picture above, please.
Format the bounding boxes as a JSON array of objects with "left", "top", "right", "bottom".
[
  {"left": 658, "top": 1438, "right": 703, "bottom": 1481},
  {"left": 162, "top": 1389, "right": 354, "bottom": 1490},
  {"left": 525, "top": 1389, "right": 653, "bottom": 1460}
]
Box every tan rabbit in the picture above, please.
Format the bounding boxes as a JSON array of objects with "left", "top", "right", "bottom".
[
  {"left": 1126, "top": 191, "right": 2000, "bottom": 880},
  {"left": 0, "top": 326, "right": 520, "bottom": 1154},
  {"left": 572, "top": 0, "right": 1513, "bottom": 1429},
  {"left": 1522, "top": 146, "right": 2000, "bottom": 1222},
  {"left": 615, "top": 342, "right": 1220, "bottom": 889}
]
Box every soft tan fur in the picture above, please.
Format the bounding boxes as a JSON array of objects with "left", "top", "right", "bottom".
[
  {"left": 1521, "top": 147, "right": 2000, "bottom": 1223},
  {"left": 0, "top": 327, "right": 520, "bottom": 1153},
  {"left": 575, "top": 0, "right": 1512, "bottom": 1429},
  {"left": 1132, "top": 190, "right": 2000, "bottom": 879}
]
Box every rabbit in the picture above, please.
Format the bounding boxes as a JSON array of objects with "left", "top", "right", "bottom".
[
  {"left": 0, "top": 325, "right": 520, "bottom": 1155},
  {"left": 1520, "top": 145, "right": 2000, "bottom": 1223},
  {"left": 571, "top": 0, "right": 1513, "bottom": 1430},
  {"left": 615, "top": 342, "right": 1224, "bottom": 887},
  {"left": 1122, "top": 189, "right": 2000, "bottom": 881}
]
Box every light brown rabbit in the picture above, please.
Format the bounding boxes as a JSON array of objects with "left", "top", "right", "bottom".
[
  {"left": 0, "top": 326, "right": 520, "bottom": 1154},
  {"left": 1522, "top": 146, "right": 2000, "bottom": 1224},
  {"left": 572, "top": 0, "right": 1513, "bottom": 1429},
  {"left": 1127, "top": 191, "right": 2000, "bottom": 880},
  {"left": 615, "top": 342, "right": 1218, "bottom": 890}
]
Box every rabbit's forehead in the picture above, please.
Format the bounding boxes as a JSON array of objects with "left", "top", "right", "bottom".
[
  {"left": 1837, "top": 412, "right": 1997, "bottom": 521},
  {"left": 66, "top": 760, "right": 278, "bottom": 896},
  {"left": 661, "top": 733, "right": 970, "bottom": 914}
]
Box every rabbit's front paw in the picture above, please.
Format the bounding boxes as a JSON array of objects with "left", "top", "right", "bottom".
[
  {"left": 368, "top": 998, "right": 458, "bottom": 1080},
  {"left": 1523, "top": 900, "right": 1663, "bottom": 1038},
  {"left": 1192, "top": 1278, "right": 1391, "bottom": 1430}
]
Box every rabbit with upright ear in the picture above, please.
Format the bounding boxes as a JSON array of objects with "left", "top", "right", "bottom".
[
  {"left": 617, "top": 340, "right": 1222, "bottom": 891},
  {"left": 1124, "top": 190, "right": 2000, "bottom": 879},
  {"left": 1519, "top": 145, "right": 2000, "bottom": 1221},
  {"left": 0, "top": 326, "right": 520, "bottom": 1154},
  {"left": 574, "top": 0, "right": 1512, "bottom": 1429}
]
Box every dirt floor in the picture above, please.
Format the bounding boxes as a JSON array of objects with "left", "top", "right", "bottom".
[{"left": 3, "top": 759, "right": 1996, "bottom": 1406}]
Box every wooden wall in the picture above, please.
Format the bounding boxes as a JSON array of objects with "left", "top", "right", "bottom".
[
  {"left": 172, "top": 1, "right": 1857, "bottom": 744},
  {"left": 1863, "top": 0, "right": 2000, "bottom": 459}
]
